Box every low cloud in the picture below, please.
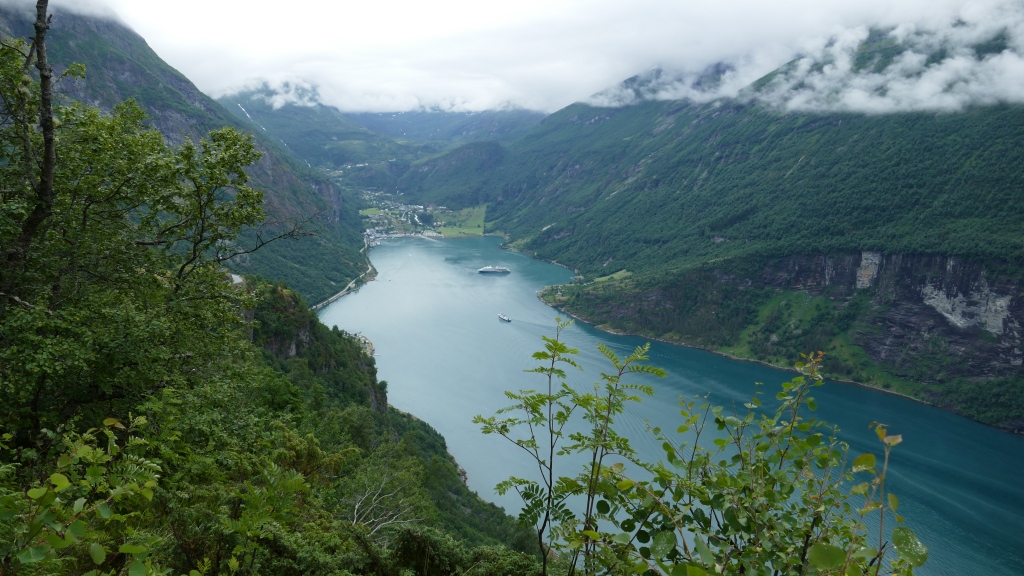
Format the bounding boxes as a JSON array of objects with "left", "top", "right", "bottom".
[
  {"left": 7, "top": 0, "right": 1024, "bottom": 114},
  {"left": 591, "top": 0, "right": 1024, "bottom": 114}
]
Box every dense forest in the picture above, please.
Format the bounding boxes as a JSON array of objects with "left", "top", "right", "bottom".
[
  {"left": 0, "top": 6, "right": 536, "bottom": 572},
  {"left": 0, "top": 6, "right": 370, "bottom": 305}
]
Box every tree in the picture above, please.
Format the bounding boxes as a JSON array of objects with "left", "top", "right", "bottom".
[
  {"left": 0, "top": 0, "right": 295, "bottom": 441},
  {"left": 477, "top": 325, "right": 928, "bottom": 575},
  {"left": 333, "top": 445, "right": 432, "bottom": 544},
  {"left": 474, "top": 318, "right": 582, "bottom": 574}
]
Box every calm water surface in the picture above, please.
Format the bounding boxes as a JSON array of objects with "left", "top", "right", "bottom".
[{"left": 319, "top": 236, "right": 1024, "bottom": 576}]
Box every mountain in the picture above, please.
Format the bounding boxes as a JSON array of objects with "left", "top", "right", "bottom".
[
  {"left": 345, "top": 109, "right": 544, "bottom": 145},
  {"left": 383, "top": 53, "right": 1024, "bottom": 430},
  {"left": 0, "top": 7, "right": 368, "bottom": 304},
  {"left": 218, "top": 89, "right": 544, "bottom": 195},
  {"left": 219, "top": 87, "right": 449, "bottom": 194}
]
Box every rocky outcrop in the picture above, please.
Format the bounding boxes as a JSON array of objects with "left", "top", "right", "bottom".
[
  {"left": 554, "top": 251, "right": 1024, "bottom": 429},
  {"left": 750, "top": 252, "right": 1023, "bottom": 379}
]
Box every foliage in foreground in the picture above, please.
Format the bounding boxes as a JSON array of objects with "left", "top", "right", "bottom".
[
  {"left": 0, "top": 5, "right": 536, "bottom": 573},
  {"left": 477, "top": 318, "right": 928, "bottom": 575}
]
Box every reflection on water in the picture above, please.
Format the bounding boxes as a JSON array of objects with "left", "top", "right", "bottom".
[{"left": 319, "top": 236, "right": 1024, "bottom": 576}]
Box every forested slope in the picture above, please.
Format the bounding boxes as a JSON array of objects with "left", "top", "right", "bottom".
[
  {"left": 218, "top": 89, "right": 545, "bottom": 197},
  {"left": 382, "top": 56, "right": 1024, "bottom": 429},
  {"left": 0, "top": 11, "right": 534, "bottom": 570},
  {"left": 473, "top": 99, "right": 1024, "bottom": 273},
  {"left": 0, "top": 7, "right": 368, "bottom": 304}
]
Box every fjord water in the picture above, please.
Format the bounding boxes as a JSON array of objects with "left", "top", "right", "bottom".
[{"left": 319, "top": 236, "right": 1024, "bottom": 575}]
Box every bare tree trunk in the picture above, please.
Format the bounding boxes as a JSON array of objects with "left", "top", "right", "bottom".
[
  {"left": 0, "top": 0, "right": 55, "bottom": 310},
  {"left": 33, "top": 0, "right": 55, "bottom": 209}
]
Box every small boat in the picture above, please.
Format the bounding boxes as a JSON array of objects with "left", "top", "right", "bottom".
[
  {"left": 478, "top": 266, "right": 511, "bottom": 274},
  {"left": 498, "top": 313, "right": 511, "bottom": 322}
]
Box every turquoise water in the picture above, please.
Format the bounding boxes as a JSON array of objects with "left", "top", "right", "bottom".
[{"left": 318, "top": 236, "right": 1024, "bottom": 575}]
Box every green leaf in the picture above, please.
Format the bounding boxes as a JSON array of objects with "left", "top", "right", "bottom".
[
  {"left": 651, "top": 530, "right": 676, "bottom": 558},
  {"left": 26, "top": 487, "right": 47, "bottom": 500},
  {"left": 694, "top": 537, "right": 715, "bottom": 566},
  {"left": 103, "top": 418, "right": 126, "bottom": 430},
  {"left": 893, "top": 526, "right": 928, "bottom": 567},
  {"left": 73, "top": 497, "right": 87, "bottom": 513},
  {"left": 128, "top": 560, "right": 146, "bottom": 576},
  {"left": 883, "top": 434, "right": 903, "bottom": 447},
  {"left": 97, "top": 502, "right": 111, "bottom": 519},
  {"left": 89, "top": 543, "right": 107, "bottom": 565},
  {"left": 612, "top": 532, "right": 632, "bottom": 544},
  {"left": 120, "top": 544, "right": 148, "bottom": 555},
  {"left": 852, "top": 453, "right": 876, "bottom": 473},
  {"left": 888, "top": 493, "right": 899, "bottom": 511},
  {"left": 808, "top": 543, "right": 846, "bottom": 570},
  {"left": 596, "top": 500, "right": 610, "bottom": 514},
  {"left": 687, "top": 566, "right": 709, "bottom": 576},
  {"left": 16, "top": 546, "right": 49, "bottom": 564},
  {"left": 45, "top": 532, "right": 73, "bottom": 549},
  {"left": 581, "top": 530, "right": 600, "bottom": 540},
  {"left": 67, "top": 520, "right": 87, "bottom": 539},
  {"left": 50, "top": 473, "right": 71, "bottom": 492},
  {"left": 616, "top": 478, "right": 634, "bottom": 491}
]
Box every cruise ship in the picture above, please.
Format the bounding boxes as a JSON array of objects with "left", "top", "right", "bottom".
[{"left": 478, "top": 266, "right": 511, "bottom": 274}]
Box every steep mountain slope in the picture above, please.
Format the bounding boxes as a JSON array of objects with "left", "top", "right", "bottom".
[
  {"left": 219, "top": 87, "right": 441, "bottom": 175},
  {"left": 0, "top": 7, "right": 367, "bottom": 303},
  {"left": 384, "top": 60, "right": 1024, "bottom": 429},
  {"left": 346, "top": 109, "right": 544, "bottom": 144},
  {"left": 487, "top": 99, "right": 1024, "bottom": 272},
  {"left": 218, "top": 89, "right": 544, "bottom": 196},
  {"left": 397, "top": 140, "right": 505, "bottom": 207}
]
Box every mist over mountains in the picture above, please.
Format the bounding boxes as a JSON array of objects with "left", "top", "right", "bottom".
[{"left": 591, "top": 3, "right": 1024, "bottom": 114}]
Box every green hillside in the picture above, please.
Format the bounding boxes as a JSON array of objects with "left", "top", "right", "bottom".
[
  {"left": 346, "top": 109, "right": 544, "bottom": 144},
  {"left": 218, "top": 90, "right": 543, "bottom": 198},
  {"left": 0, "top": 8, "right": 368, "bottom": 304},
  {"left": 397, "top": 141, "right": 505, "bottom": 207},
  {"left": 219, "top": 87, "right": 443, "bottom": 174},
  {"left": 486, "top": 99, "right": 1024, "bottom": 274},
  {"left": 375, "top": 48, "right": 1024, "bottom": 429}
]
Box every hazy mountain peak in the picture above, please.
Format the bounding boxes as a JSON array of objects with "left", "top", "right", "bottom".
[{"left": 587, "top": 4, "right": 1024, "bottom": 115}]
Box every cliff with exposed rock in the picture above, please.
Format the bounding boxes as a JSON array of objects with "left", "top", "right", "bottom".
[{"left": 545, "top": 252, "right": 1024, "bottom": 432}]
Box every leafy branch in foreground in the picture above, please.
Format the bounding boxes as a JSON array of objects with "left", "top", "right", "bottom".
[
  {"left": 0, "top": 416, "right": 163, "bottom": 576},
  {"left": 474, "top": 317, "right": 581, "bottom": 575},
  {"left": 479, "top": 325, "right": 928, "bottom": 575}
]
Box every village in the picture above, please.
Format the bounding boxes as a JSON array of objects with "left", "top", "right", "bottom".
[{"left": 359, "top": 191, "right": 486, "bottom": 246}]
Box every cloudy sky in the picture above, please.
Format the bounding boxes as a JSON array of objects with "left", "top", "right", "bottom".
[{"left": 34, "top": 0, "right": 1024, "bottom": 113}]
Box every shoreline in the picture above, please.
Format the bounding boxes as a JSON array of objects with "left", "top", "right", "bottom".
[
  {"left": 311, "top": 231, "right": 500, "bottom": 311},
  {"left": 310, "top": 261, "right": 376, "bottom": 311},
  {"left": 314, "top": 235, "right": 1017, "bottom": 435},
  {"left": 535, "top": 291, "right": 947, "bottom": 410}
]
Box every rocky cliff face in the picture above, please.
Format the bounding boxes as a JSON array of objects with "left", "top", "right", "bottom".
[
  {"left": 754, "top": 252, "right": 1023, "bottom": 381},
  {"left": 253, "top": 285, "right": 389, "bottom": 417},
  {"left": 552, "top": 251, "right": 1024, "bottom": 430}
]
